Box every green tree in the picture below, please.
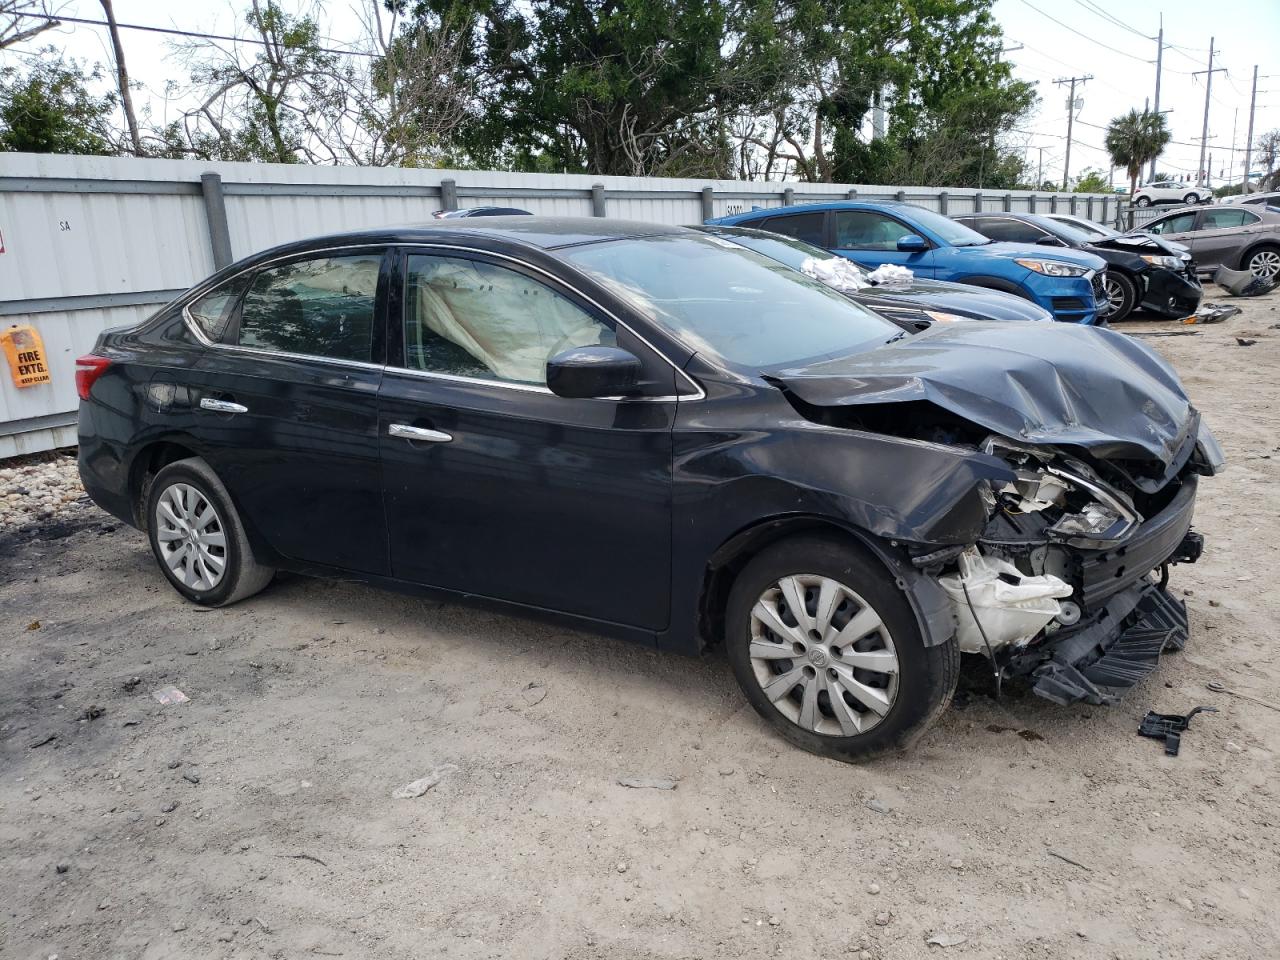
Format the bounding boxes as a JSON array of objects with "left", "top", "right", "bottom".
[
  {"left": 0, "top": 53, "right": 117, "bottom": 154},
  {"left": 1104, "top": 108, "right": 1170, "bottom": 197},
  {"left": 1072, "top": 168, "right": 1109, "bottom": 193}
]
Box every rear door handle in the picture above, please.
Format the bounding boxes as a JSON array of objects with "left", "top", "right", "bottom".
[
  {"left": 389, "top": 423, "right": 452, "bottom": 443},
  {"left": 200, "top": 397, "right": 248, "bottom": 414}
]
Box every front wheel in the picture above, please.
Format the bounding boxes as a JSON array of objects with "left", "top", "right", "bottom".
[
  {"left": 1244, "top": 245, "right": 1280, "bottom": 281},
  {"left": 725, "top": 535, "right": 959, "bottom": 762},
  {"left": 1135, "top": 196, "right": 1152, "bottom": 207},
  {"left": 146, "top": 457, "right": 275, "bottom": 606},
  {"left": 1183, "top": 192, "right": 1201, "bottom": 205},
  {"left": 1100, "top": 272, "right": 1136, "bottom": 322}
]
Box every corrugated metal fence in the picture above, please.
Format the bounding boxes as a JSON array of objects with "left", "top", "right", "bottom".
[{"left": 0, "top": 152, "right": 1124, "bottom": 457}]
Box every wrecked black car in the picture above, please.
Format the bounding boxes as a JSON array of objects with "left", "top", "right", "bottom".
[
  {"left": 955, "top": 212, "right": 1202, "bottom": 322},
  {"left": 76, "top": 219, "right": 1222, "bottom": 762}
]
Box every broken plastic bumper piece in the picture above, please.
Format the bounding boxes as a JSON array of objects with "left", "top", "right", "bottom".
[
  {"left": 1138, "top": 705, "right": 1217, "bottom": 756},
  {"left": 1029, "top": 580, "right": 1190, "bottom": 706}
]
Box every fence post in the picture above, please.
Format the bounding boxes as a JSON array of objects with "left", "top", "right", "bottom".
[
  {"left": 592, "top": 183, "right": 607, "bottom": 217},
  {"left": 1003, "top": 192, "right": 1013, "bottom": 212},
  {"left": 938, "top": 191, "right": 948, "bottom": 215},
  {"left": 895, "top": 189, "right": 906, "bottom": 201},
  {"left": 1085, "top": 196, "right": 1093, "bottom": 219},
  {"left": 846, "top": 188, "right": 858, "bottom": 200},
  {"left": 1050, "top": 194, "right": 1059, "bottom": 212},
  {"left": 783, "top": 187, "right": 795, "bottom": 206},
  {"left": 1070, "top": 195, "right": 1078, "bottom": 214},
  {"left": 973, "top": 191, "right": 983, "bottom": 212},
  {"left": 700, "top": 186, "right": 714, "bottom": 221},
  {"left": 1028, "top": 193, "right": 1037, "bottom": 213},
  {"left": 200, "top": 172, "right": 233, "bottom": 271},
  {"left": 440, "top": 178, "right": 458, "bottom": 212}
]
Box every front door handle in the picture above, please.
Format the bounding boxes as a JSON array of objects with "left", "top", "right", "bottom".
[
  {"left": 200, "top": 397, "right": 248, "bottom": 414},
  {"left": 389, "top": 423, "right": 452, "bottom": 443}
]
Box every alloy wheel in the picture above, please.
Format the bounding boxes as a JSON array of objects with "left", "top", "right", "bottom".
[
  {"left": 1249, "top": 249, "right": 1280, "bottom": 280},
  {"left": 155, "top": 482, "right": 228, "bottom": 590},
  {"left": 748, "top": 574, "right": 899, "bottom": 737},
  {"left": 1101, "top": 276, "right": 1125, "bottom": 317}
]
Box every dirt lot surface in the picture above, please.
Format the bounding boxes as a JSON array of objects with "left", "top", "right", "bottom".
[{"left": 3, "top": 289, "right": 1279, "bottom": 960}]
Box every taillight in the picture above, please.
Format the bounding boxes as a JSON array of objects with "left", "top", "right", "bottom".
[{"left": 75, "top": 355, "right": 112, "bottom": 400}]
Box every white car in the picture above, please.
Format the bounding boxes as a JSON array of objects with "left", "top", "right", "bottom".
[{"left": 1133, "top": 180, "right": 1210, "bottom": 207}]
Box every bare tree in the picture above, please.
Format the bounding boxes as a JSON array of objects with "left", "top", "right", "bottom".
[
  {"left": 98, "top": 0, "right": 142, "bottom": 154},
  {"left": 1, "top": 0, "right": 60, "bottom": 50}
]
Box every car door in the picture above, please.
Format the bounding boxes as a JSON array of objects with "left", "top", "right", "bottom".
[
  {"left": 184, "top": 248, "right": 389, "bottom": 574},
  {"left": 377, "top": 247, "right": 679, "bottom": 632},
  {"left": 830, "top": 209, "right": 936, "bottom": 275},
  {"left": 1186, "top": 207, "right": 1263, "bottom": 268},
  {"left": 1145, "top": 210, "right": 1198, "bottom": 247}
]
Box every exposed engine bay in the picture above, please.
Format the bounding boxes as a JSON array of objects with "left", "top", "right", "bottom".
[{"left": 921, "top": 433, "right": 1213, "bottom": 705}]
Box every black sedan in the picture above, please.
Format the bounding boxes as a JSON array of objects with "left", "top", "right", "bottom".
[
  {"left": 696, "top": 225, "right": 1054, "bottom": 326},
  {"left": 76, "top": 218, "right": 1222, "bottom": 761},
  {"left": 954, "top": 212, "right": 1202, "bottom": 322}
]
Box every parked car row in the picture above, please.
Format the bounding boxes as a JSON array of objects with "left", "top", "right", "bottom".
[{"left": 77, "top": 213, "right": 1223, "bottom": 763}]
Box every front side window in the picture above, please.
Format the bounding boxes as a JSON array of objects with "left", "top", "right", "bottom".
[
  {"left": 238, "top": 254, "right": 380, "bottom": 362},
  {"left": 759, "top": 212, "right": 825, "bottom": 246},
  {"left": 964, "top": 218, "right": 1044, "bottom": 244},
  {"left": 1148, "top": 212, "right": 1196, "bottom": 235},
  {"left": 403, "top": 255, "right": 614, "bottom": 385},
  {"left": 1200, "top": 209, "right": 1260, "bottom": 230},
  {"left": 834, "top": 211, "right": 915, "bottom": 250}
]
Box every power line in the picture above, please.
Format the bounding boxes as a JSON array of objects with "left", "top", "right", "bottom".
[
  {"left": 1070, "top": 0, "right": 1154, "bottom": 40},
  {"left": 1016, "top": 0, "right": 1153, "bottom": 64},
  {"left": 11, "top": 11, "right": 379, "bottom": 58}
]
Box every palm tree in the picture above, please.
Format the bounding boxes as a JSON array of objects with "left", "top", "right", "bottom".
[{"left": 1105, "top": 109, "right": 1171, "bottom": 197}]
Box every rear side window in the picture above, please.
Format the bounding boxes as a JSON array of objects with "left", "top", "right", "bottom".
[
  {"left": 238, "top": 255, "right": 381, "bottom": 362},
  {"left": 187, "top": 276, "right": 249, "bottom": 342},
  {"left": 1200, "top": 209, "right": 1260, "bottom": 229},
  {"left": 965, "top": 218, "right": 1044, "bottom": 243},
  {"left": 759, "top": 212, "right": 825, "bottom": 245}
]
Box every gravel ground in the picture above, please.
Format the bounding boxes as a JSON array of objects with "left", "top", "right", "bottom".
[
  {"left": 0, "top": 450, "right": 90, "bottom": 530},
  {"left": 2, "top": 289, "right": 1278, "bottom": 960}
]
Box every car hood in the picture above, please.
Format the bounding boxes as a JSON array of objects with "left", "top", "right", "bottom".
[
  {"left": 856, "top": 278, "right": 1050, "bottom": 322},
  {"left": 963, "top": 241, "right": 1108, "bottom": 272},
  {"left": 767, "top": 321, "right": 1196, "bottom": 467},
  {"left": 1094, "top": 233, "right": 1191, "bottom": 258}
]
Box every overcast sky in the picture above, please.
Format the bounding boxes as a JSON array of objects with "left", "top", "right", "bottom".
[{"left": 6, "top": 0, "right": 1280, "bottom": 188}]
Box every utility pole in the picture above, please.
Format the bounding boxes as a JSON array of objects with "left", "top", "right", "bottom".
[
  {"left": 1194, "top": 38, "right": 1226, "bottom": 188},
  {"left": 99, "top": 0, "right": 142, "bottom": 155},
  {"left": 1054, "top": 74, "right": 1092, "bottom": 191},
  {"left": 1243, "top": 65, "right": 1258, "bottom": 194},
  {"left": 1037, "top": 146, "right": 1045, "bottom": 186},
  {"left": 1150, "top": 15, "right": 1163, "bottom": 182}
]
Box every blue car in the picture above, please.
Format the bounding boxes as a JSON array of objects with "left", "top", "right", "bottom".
[{"left": 706, "top": 200, "right": 1109, "bottom": 324}]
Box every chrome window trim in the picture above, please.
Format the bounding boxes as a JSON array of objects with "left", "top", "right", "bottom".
[{"left": 179, "top": 240, "right": 705, "bottom": 403}]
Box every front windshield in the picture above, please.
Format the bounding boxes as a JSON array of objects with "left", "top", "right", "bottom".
[
  {"left": 1063, "top": 218, "right": 1117, "bottom": 240},
  {"left": 559, "top": 234, "right": 898, "bottom": 369},
  {"left": 1031, "top": 215, "right": 1098, "bottom": 246},
  {"left": 900, "top": 205, "right": 992, "bottom": 246}
]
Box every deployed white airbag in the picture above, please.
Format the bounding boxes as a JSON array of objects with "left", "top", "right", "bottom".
[
  {"left": 800, "top": 256, "right": 871, "bottom": 292},
  {"left": 939, "top": 549, "right": 1073, "bottom": 654}
]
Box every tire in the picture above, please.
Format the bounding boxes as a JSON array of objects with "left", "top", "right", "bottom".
[
  {"left": 1243, "top": 244, "right": 1280, "bottom": 281},
  {"left": 1100, "top": 271, "right": 1137, "bottom": 322},
  {"left": 724, "top": 534, "right": 959, "bottom": 762},
  {"left": 1183, "top": 192, "right": 1200, "bottom": 205},
  {"left": 1135, "top": 196, "right": 1151, "bottom": 208},
  {"left": 145, "top": 457, "right": 275, "bottom": 607}
]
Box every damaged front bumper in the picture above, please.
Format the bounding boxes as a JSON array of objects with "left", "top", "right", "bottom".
[
  {"left": 996, "top": 477, "right": 1204, "bottom": 705},
  {"left": 1140, "top": 266, "right": 1203, "bottom": 319}
]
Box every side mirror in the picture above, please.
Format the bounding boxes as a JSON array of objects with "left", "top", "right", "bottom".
[
  {"left": 546, "top": 346, "right": 642, "bottom": 399},
  {"left": 896, "top": 234, "right": 929, "bottom": 252},
  {"left": 1036, "top": 235, "right": 1067, "bottom": 246}
]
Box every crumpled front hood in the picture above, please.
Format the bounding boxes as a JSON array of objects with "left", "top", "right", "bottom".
[
  {"left": 768, "top": 322, "right": 1197, "bottom": 466},
  {"left": 859, "top": 278, "right": 1051, "bottom": 322}
]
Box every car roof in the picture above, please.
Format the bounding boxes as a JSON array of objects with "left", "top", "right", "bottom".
[{"left": 721, "top": 200, "right": 919, "bottom": 218}]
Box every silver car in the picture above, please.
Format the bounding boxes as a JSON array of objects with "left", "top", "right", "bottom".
[{"left": 1144, "top": 204, "right": 1280, "bottom": 279}]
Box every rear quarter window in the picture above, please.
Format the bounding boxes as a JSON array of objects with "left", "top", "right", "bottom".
[{"left": 186, "top": 276, "right": 250, "bottom": 342}]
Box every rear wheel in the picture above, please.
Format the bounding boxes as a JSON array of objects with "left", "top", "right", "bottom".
[
  {"left": 1100, "top": 272, "right": 1137, "bottom": 322},
  {"left": 1244, "top": 245, "right": 1280, "bottom": 281},
  {"left": 1135, "top": 196, "right": 1152, "bottom": 208},
  {"left": 146, "top": 457, "right": 274, "bottom": 606},
  {"left": 1183, "top": 192, "right": 1201, "bottom": 205},
  {"left": 725, "top": 535, "right": 959, "bottom": 761}
]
